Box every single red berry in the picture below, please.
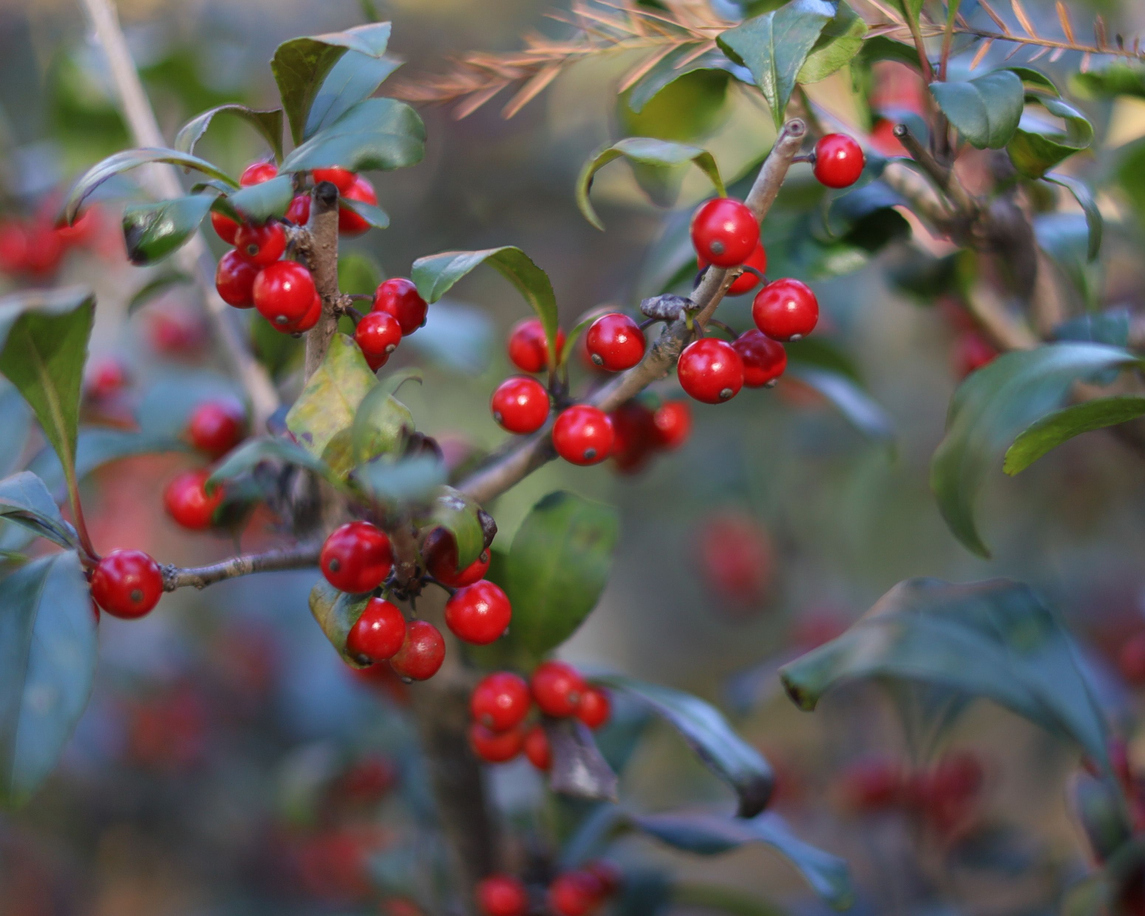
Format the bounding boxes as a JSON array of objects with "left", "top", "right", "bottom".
[
  {"left": 652, "top": 400, "right": 692, "bottom": 450},
  {"left": 313, "top": 167, "right": 357, "bottom": 193},
  {"left": 507, "top": 318, "right": 564, "bottom": 373},
  {"left": 733, "top": 329, "right": 787, "bottom": 388},
  {"left": 677, "top": 338, "right": 744, "bottom": 404},
  {"left": 287, "top": 292, "right": 323, "bottom": 334},
  {"left": 549, "top": 872, "right": 603, "bottom": 916},
  {"left": 583, "top": 861, "right": 622, "bottom": 896},
  {"left": 286, "top": 194, "right": 311, "bottom": 225},
  {"left": 215, "top": 249, "right": 259, "bottom": 308},
  {"left": 347, "top": 598, "right": 407, "bottom": 663},
  {"left": 698, "top": 510, "right": 773, "bottom": 608},
  {"left": 163, "top": 469, "right": 224, "bottom": 531},
  {"left": 838, "top": 758, "right": 904, "bottom": 812},
  {"left": 690, "top": 198, "right": 758, "bottom": 268},
  {"left": 0, "top": 221, "right": 28, "bottom": 273},
  {"left": 552, "top": 405, "right": 614, "bottom": 466},
  {"left": 491, "top": 376, "right": 550, "bottom": 434},
  {"left": 576, "top": 687, "right": 610, "bottom": 730},
  {"left": 586, "top": 313, "right": 646, "bottom": 371},
  {"left": 210, "top": 210, "right": 240, "bottom": 245},
  {"left": 148, "top": 309, "right": 207, "bottom": 356},
  {"left": 239, "top": 161, "right": 278, "bottom": 186},
  {"left": 372, "top": 278, "right": 428, "bottom": 336},
  {"left": 752, "top": 279, "right": 819, "bottom": 341},
  {"left": 253, "top": 261, "right": 318, "bottom": 329},
  {"left": 428, "top": 547, "right": 490, "bottom": 589},
  {"left": 85, "top": 357, "right": 129, "bottom": 401},
  {"left": 23, "top": 225, "right": 64, "bottom": 277},
  {"left": 339, "top": 175, "right": 377, "bottom": 236},
  {"left": 320, "top": 521, "right": 394, "bottom": 594},
  {"left": 477, "top": 874, "right": 529, "bottom": 916},
  {"left": 530, "top": 660, "right": 585, "bottom": 718},
  {"left": 389, "top": 620, "right": 446, "bottom": 681},
  {"left": 186, "top": 399, "right": 246, "bottom": 457},
  {"left": 233, "top": 221, "right": 286, "bottom": 267},
  {"left": 90, "top": 549, "right": 163, "bottom": 619},
  {"left": 355, "top": 311, "right": 403, "bottom": 371},
  {"left": 609, "top": 402, "right": 657, "bottom": 474},
  {"left": 523, "top": 724, "right": 552, "bottom": 771},
  {"left": 469, "top": 722, "right": 524, "bottom": 763},
  {"left": 699, "top": 241, "right": 768, "bottom": 296},
  {"left": 954, "top": 331, "right": 997, "bottom": 378},
  {"left": 470, "top": 672, "right": 531, "bottom": 732},
  {"left": 445, "top": 580, "right": 512, "bottom": 645},
  {"left": 813, "top": 133, "right": 865, "bottom": 189}
]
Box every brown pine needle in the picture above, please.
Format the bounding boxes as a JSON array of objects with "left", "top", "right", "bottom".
[
  {"left": 1057, "top": 2, "right": 1076, "bottom": 43},
  {"left": 969, "top": 39, "right": 993, "bottom": 69},
  {"left": 1010, "top": 0, "right": 1038, "bottom": 38}
]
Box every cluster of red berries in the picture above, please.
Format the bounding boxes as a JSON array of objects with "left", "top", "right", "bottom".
[
  {"left": 353, "top": 277, "right": 428, "bottom": 371},
  {"left": 467, "top": 662, "right": 610, "bottom": 767},
  {"left": 477, "top": 861, "right": 622, "bottom": 916},
  {"left": 0, "top": 203, "right": 102, "bottom": 279},
  {"left": 608, "top": 398, "right": 691, "bottom": 472},
  {"left": 163, "top": 399, "right": 247, "bottom": 531}
]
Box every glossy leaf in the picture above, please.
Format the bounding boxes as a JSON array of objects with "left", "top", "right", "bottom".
[
  {"left": 306, "top": 51, "right": 402, "bottom": 138},
  {"left": 207, "top": 437, "right": 344, "bottom": 494},
  {"left": 1004, "top": 397, "right": 1145, "bottom": 475},
  {"left": 287, "top": 334, "right": 378, "bottom": 456},
  {"left": 350, "top": 454, "right": 447, "bottom": 507},
  {"left": 174, "top": 105, "right": 284, "bottom": 161},
  {"left": 931, "top": 344, "right": 1140, "bottom": 557},
  {"left": 281, "top": 98, "right": 426, "bottom": 173},
  {"left": 787, "top": 366, "right": 895, "bottom": 441},
  {"left": 593, "top": 674, "right": 774, "bottom": 816},
  {"left": 349, "top": 381, "right": 414, "bottom": 466},
  {"left": 309, "top": 581, "right": 371, "bottom": 664},
  {"left": 1053, "top": 310, "right": 1129, "bottom": 347},
  {"left": 627, "top": 49, "right": 744, "bottom": 115},
  {"left": 1008, "top": 98, "right": 1094, "bottom": 179},
  {"left": 0, "top": 551, "right": 98, "bottom": 806},
  {"left": 797, "top": 1, "right": 868, "bottom": 84},
  {"left": 421, "top": 487, "right": 485, "bottom": 571},
  {"left": 576, "top": 138, "right": 725, "bottom": 230},
  {"left": 122, "top": 194, "right": 214, "bottom": 265},
  {"left": 930, "top": 71, "right": 1024, "bottom": 150},
  {"left": 1072, "top": 63, "right": 1145, "bottom": 100},
  {"left": 1045, "top": 174, "right": 1102, "bottom": 261},
  {"left": 0, "top": 472, "right": 77, "bottom": 549},
  {"left": 412, "top": 247, "right": 559, "bottom": 369},
  {"left": 717, "top": 0, "right": 836, "bottom": 128},
  {"left": 229, "top": 175, "right": 295, "bottom": 223},
  {"left": 546, "top": 718, "right": 619, "bottom": 802},
  {"left": 340, "top": 195, "right": 390, "bottom": 230}
]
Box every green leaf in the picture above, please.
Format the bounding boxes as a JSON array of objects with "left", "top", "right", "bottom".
[
  {"left": 286, "top": 334, "right": 378, "bottom": 456},
  {"left": 546, "top": 718, "right": 619, "bottom": 802},
  {"left": 340, "top": 195, "right": 390, "bottom": 230},
  {"left": 593, "top": 675, "right": 774, "bottom": 816},
  {"left": 717, "top": 0, "right": 836, "bottom": 128},
  {"left": 412, "top": 248, "right": 559, "bottom": 369},
  {"left": 1054, "top": 309, "right": 1129, "bottom": 347},
  {"left": 338, "top": 252, "right": 383, "bottom": 295},
  {"left": 122, "top": 195, "right": 215, "bottom": 265},
  {"left": 348, "top": 381, "right": 414, "bottom": 467},
  {"left": 1045, "top": 174, "right": 1102, "bottom": 261},
  {"left": 281, "top": 98, "right": 426, "bottom": 174},
  {"left": 1004, "top": 397, "right": 1145, "bottom": 476},
  {"left": 309, "top": 581, "right": 371, "bottom": 663},
  {"left": 779, "top": 577, "right": 1113, "bottom": 774},
  {"left": 930, "top": 71, "right": 1024, "bottom": 149},
  {"left": 626, "top": 49, "right": 740, "bottom": 116},
  {"left": 207, "top": 436, "right": 344, "bottom": 494},
  {"left": 797, "top": 1, "right": 868, "bottom": 84},
  {"left": 890, "top": 0, "right": 924, "bottom": 23},
  {"left": 787, "top": 365, "right": 895, "bottom": 441},
  {"left": 420, "top": 487, "right": 486, "bottom": 571},
  {"left": 1072, "top": 63, "right": 1145, "bottom": 100},
  {"left": 1006, "top": 66, "right": 1061, "bottom": 96},
  {"left": 127, "top": 271, "right": 193, "bottom": 314},
  {"left": 63, "top": 148, "right": 237, "bottom": 223},
  {"left": 0, "top": 472, "right": 77, "bottom": 549},
  {"left": 930, "top": 343, "right": 1140, "bottom": 557},
  {"left": 306, "top": 51, "right": 402, "bottom": 138},
  {"left": 1008, "top": 98, "right": 1094, "bottom": 179},
  {"left": 229, "top": 174, "right": 295, "bottom": 223},
  {"left": 501, "top": 492, "right": 619, "bottom": 658},
  {"left": 174, "top": 104, "right": 284, "bottom": 162},
  {"left": 631, "top": 812, "right": 853, "bottom": 909},
  {"left": 350, "top": 454, "right": 447, "bottom": 507},
  {"left": 270, "top": 22, "right": 393, "bottom": 145},
  {"left": 0, "top": 382, "right": 31, "bottom": 478},
  {"left": 576, "top": 138, "right": 725, "bottom": 230},
  {"left": 0, "top": 551, "right": 98, "bottom": 806}
]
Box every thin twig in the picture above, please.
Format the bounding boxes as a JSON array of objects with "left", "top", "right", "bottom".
[
  {"left": 162, "top": 541, "right": 321, "bottom": 590},
  {"left": 302, "top": 182, "right": 342, "bottom": 378}
]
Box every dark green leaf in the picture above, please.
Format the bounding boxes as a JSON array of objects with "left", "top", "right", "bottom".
[
  {"left": 1045, "top": 174, "right": 1102, "bottom": 261},
  {"left": 122, "top": 194, "right": 214, "bottom": 265},
  {"left": 931, "top": 343, "right": 1140, "bottom": 556},
  {"left": 593, "top": 675, "right": 774, "bottom": 816},
  {"left": 1006, "top": 66, "right": 1061, "bottom": 96},
  {"left": 626, "top": 49, "right": 742, "bottom": 116},
  {"left": 797, "top": 1, "right": 868, "bottom": 84},
  {"left": 1053, "top": 310, "right": 1129, "bottom": 347},
  {"left": 309, "top": 581, "right": 371, "bottom": 662},
  {"left": 229, "top": 174, "right": 295, "bottom": 223},
  {"left": 546, "top": 718, "right": 619, "bottom": 802},
  {"left": 930, "top": 71, "right": 1024, "bottom": 149},
  {"left": 786, "top": 366, "right": 895, "bottom": 441},
  {"left": 576, "top": 138, "right": 725, "bottom": 230},
  {"left": 351, "top": 454, "right": 447, "bottom": 506},
  {"left": 340, "top": 195, "right": 390, "bottom": 229},
  {"left": 0, "top": 551, "right": 98, "bottom": 806},
  {"left": 349, "top": 380, "right": 414, "bottom": 467},
  {"left": 0, "top": 472, "right": 77, "bottom": 548},
  {"left": 207, "top": 436, "right": 344, "bottom": 494},
  {"left": 28, "top": 428, "right": 188, "bottom": 500},
  {"left": 1004, "top": 397, "right": 1145, "bottom": 475},
  {"left": 1008, "top": 98, "right": 1094, "bottom": 179},
  {"left": 717, "top": 0, "right": 836, "bottom": 128},
  {"left": 1072, "top": 63, "right": 1145, "bottom": 100},
  {"left": 0, "top": 382, "right": 31, "bottom": 478},
  {"left": 174, "top": 105, "right": 284, "bottom": 162},
  {"left": 1035, "top": 214, "right": 1101, "bottom": 307},
  {"left": 127, "top": 271, "right": 193, "bottom": 314},
  {"left": 286, "top": 334, "right": 378, "bottom": 456},
  {"left": 307, "top": 51, "right": 402, "bottom": 138},
  {"left": 281, "top": 98, "right": 425, "bottom": 173},
  {"left": 420, "top": 487, "right": 485, "bottom": 571}
]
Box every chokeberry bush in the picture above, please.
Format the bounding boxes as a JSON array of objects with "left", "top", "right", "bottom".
[{"left": 4, "top": 0, "right": 1145, "bottom": 913}]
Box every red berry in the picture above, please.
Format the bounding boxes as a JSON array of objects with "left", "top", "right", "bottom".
[
  {"left": 752, "top": 279, "right": 819, "bottom": 341},
  {"left": 23, "top": 225, "right": 63, "bottom": 277},
  {"left": 215, "top": 250, "right": 259, "bottom": 308},
  {"left": 339, "top": 175, "right": 377, "bottom": 236},
  {"left": 508, "top": 318, "right": 564, "bottom": 373},
  {"left": 954, "top": 331, "right": 997, "bottom": 378},
  {"left": 253, "top": 261, "right": 317, "bottom": 330},
  {"left": 839, "top": 758, "right": 904, "bottom": 812},
  {"left": 699, "top": 241, "right": 767, "bottom": 296},
  {"left": 163, "top": 469, "right": 224, "bottom": 531},
  {"left": 491, "top": 376, "right": 550, "bottom": 434},
  {"left": 548, "top": 872, "right": 602, "bottom": 916},
  {"left": 233, "top": 221, "right": 286, "bottom": 267},
  {"left": 471, "top": 672, "right": 531, "bottom": 732},
  {"left": 469, "top": 722, "right": 523, "bottom": 763},
  {"left": 286, "top": 194, "right": 311, "bottom": 225},
  {"left": 85, "top": 357, "right": 129, "bottom": 401},
  {"left": 698, "top": 511, "right": 772, "bottom": 608},
  {"left": 0, "top": 221, "right": 28, "bottom": 273},
  {"left": 355, "top": 311, "right": 403, "bottom": 371},
  {"left": 320, "top": 521, "right": 394, "bottom": 594},
  {"left": 445, "top": 580, "right": 512, "bottom": 645},
  {"left": 239, "top": 161, "right": 278, "bottom": 186},
  {"left": 389, "top": 620, "right": 446, "bottom": 681},
  {"left": 347, "top": 598, "right": 407, "bottom": 663},
  {"left": 372, "top": 278, "right": 428, "bottom": 336},
  {"left": 210, "top": 210, "right": 240, "bottom": 245},
  {"left": 186, "top": 399, "right": 246, "bottom": 457},
  {"left": 530, "top": 661, "right": 585, "bottom": 718},
  {"left": 609, "top": 402, "right": 657, "bottom": 474},
  {"left": 90, "top": 549, "right": 163, "bottom": 619},
  {"left": 677, "top": 338, "right": 744, "bottom": 404},
  {"left": 477, "top": 874, "right": 529, "bottom": 916},
  {"left": 583, "top": 861, "right": 622, "bottom": 896},
  {"left": 585, "top": 313, "right": 645, "bottom": 371},
  {"left": 523, "top": 724, "right": 552, "bottom": 771},
  {"left": 813, "top": 133, "right": 865, "bottom": 189},
  {"left": 552, "top": 405, "right": 614, "bottom": 466},
  {"left": 733, "top": 330, "right": 787, "bottom": 388},
  {"left": 576, "top": 687, "right": 610, "bottom": 730},
  {"left": 287, "top": 293, "right": 323, "bottom": 334},
  {"left": 428, "top": 547, "right": 490, "bottom": 589},
  {"left": 652, "top": 400, "right": 692, "bottom": 449},
  {"left": 690, "top": 198, "right": 759, "bottom": 268},
  {"left": 313, "top": 167, "right": 357, "bottom": 193},
  {"left": 149, "top": 309, "right": 207, "bottom": 356}
]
